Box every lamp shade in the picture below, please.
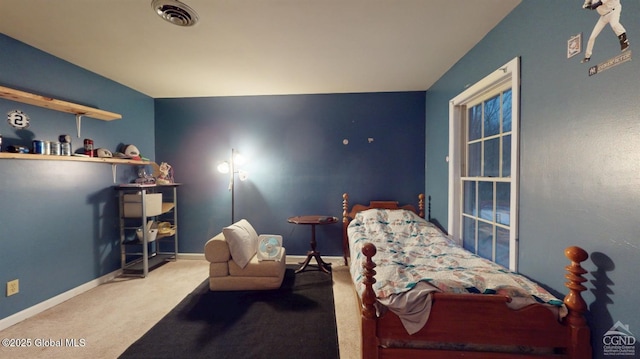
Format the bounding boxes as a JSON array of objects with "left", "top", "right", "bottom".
[{"left": 217, "top": 161, "right": 230, "bottom": 174}]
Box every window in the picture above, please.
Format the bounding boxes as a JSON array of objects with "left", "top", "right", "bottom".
[{"left": 448, "top": 58, "right": 519, "bottom": 270}]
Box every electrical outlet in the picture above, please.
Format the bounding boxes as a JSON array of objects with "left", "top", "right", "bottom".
[{"left": 7, "top": 279, "right": 19, "bottom": 296}]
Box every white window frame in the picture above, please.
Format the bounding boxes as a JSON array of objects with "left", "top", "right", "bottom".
[{"left": 448, "top": 57, "right": 520, "bottom": 271}]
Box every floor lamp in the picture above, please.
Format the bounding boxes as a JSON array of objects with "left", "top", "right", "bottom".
[{"left": 217, "top": 148, "right": 247, "bottom": 224}]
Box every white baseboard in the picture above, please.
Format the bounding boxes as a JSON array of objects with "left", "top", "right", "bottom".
[
  {"left": 176, "top": 253, "right": 205, "bottom": 260},
  {"left": 0, "top": 269, "right": 122, "bottom": 331}
]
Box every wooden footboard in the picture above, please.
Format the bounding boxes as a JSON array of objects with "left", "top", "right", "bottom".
[{"left": 360, "top": 243, "right": 592, "bottom": 359}]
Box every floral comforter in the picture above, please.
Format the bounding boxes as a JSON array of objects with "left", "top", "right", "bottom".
[{"left": 347, "top": 208, "right": 566, "bottom": 333}]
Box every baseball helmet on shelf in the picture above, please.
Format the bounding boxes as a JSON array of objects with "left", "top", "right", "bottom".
[
  {"left": 122, "top": 144, "right": 141, "bottom": 160},
  {"left": 94, "top": 148, "right": 113, "bottom": 158}
]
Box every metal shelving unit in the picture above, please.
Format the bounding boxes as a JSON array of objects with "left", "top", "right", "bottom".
[{"left": 115, "top": 183, "right": 180, "bottom": 277}]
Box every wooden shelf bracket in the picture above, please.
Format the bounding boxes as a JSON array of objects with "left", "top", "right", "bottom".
[{"left": 76, "top": 114, "right": 83, "bottom": 138}]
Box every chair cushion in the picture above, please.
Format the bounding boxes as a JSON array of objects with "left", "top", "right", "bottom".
[
  {"left": 222, "top": 219, "right": 259, "bottom": 268},
  {"left": 209, "top": 262, "right": 229, "bottom": 277},
  {"left": 229, "top": 247, "right": 286, "bottom": 277}
]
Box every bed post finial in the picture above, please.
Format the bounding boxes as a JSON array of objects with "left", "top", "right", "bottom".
[
  {"left": 342, "top": 193, "right": 349, "bottom": 223},
  {"left": 418, "top": 193, "right": 425, "bottom": 219},
  {"left": 564, "top": 246, "right": 588, "bottom": 324},
  {"left": 342, "top": 193, "right": 349, "bottom": 266},
  {"left": 564, "top": 246, "right": 592, "bottom": 359},
  {"left": 361, "top": 242, "right": 379, "bottom": 359},
  {"left": 361, "top": 243, "right": 377, "bottom": 320}
]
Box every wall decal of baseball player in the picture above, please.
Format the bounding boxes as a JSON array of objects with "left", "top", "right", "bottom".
[{"left": 581, "top": 0, "right": 630, "bottom": 63}]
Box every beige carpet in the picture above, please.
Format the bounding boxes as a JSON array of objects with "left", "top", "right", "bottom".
[{"left": 0, "top": 258, "right": 361, "bottom": 359}]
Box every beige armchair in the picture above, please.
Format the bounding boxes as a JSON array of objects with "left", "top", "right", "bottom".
[{"left": 204, "top": 219, "right": 286, "bottom": 291}]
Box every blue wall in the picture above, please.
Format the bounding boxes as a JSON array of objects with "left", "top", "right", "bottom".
[
  {"left": 0, "top": 34, "right": 155, "bottom": 320},
  {"left": 425, "top": 2, "right": 640, "bottom": 356},
  {"left": 154, "top": 93, "right": 426, "bottom": 255},
  {"left": 4, "top": 3, "right": 633, "bottom": 356},
  {"left": 0, "top": 33, "right": 425, "bottom": 322}
]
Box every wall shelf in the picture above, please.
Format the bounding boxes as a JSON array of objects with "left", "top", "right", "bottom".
[
  {"left": 0, "top": 152, "right": 149, "bottom": 165},
  {"left": 0, "top": 85, "right": 122, "bottom": 137},
  {"left": 0, "top": 85, "right": 144, "bottom": 182},
  {"left": 0, "top": 85, "right": 121, "bottom": 121}
]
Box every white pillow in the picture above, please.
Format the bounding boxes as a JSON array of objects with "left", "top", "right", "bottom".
[{"left": 222, "top": 219, "right": 259, "bottom": 268}]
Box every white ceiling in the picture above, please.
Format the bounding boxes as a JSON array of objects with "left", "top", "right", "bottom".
[{"left": 0, "top": 0, "right": 520, "bottom": 98}]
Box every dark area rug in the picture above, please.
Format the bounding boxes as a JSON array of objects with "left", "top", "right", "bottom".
[{"left": 119, "top": 266, "right": 339, "bottom": 359}]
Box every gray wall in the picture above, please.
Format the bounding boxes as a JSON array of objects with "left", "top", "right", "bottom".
[{"left": 425, "top": 1, "right": 640, "bottom": 356}]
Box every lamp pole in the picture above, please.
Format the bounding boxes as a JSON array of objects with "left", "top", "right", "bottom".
[{"left": 230, "top": 148, "right": 236, "bottom": 224}]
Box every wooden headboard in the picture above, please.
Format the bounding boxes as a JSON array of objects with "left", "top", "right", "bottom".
[{"left": 342, "top": 194, "right": 425, "bottom": 221}]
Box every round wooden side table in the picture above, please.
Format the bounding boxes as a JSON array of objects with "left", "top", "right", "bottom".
[{"left": 287, "top": 215, "right": 338, "bottom": 273}]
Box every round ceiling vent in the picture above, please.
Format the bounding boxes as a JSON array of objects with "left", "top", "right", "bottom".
[{"left": 151, "top": 0, "right": 199, "bottom": 27}]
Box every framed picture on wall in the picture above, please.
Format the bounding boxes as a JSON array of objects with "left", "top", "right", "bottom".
[{"left": 567, "top": 33, "right": 582, "bottom": 59}]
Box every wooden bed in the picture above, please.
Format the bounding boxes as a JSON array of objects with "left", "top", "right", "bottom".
[{"left": 341, "top": 193, "right": 592, "bottom": 359}]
